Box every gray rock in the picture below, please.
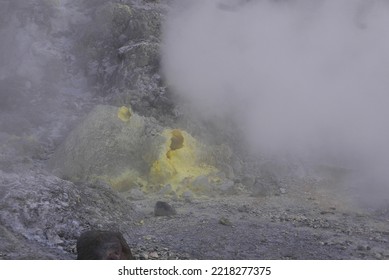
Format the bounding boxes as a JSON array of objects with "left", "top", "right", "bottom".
[
  {"left": 127, "top": 188, "right": 145, "bottom": 201},
  {"left": 159, "top": 184, "right": 175, "bottom": 196},
  {"left": 140, "top": 252, "right": 149, "bottom": 260},
  {"left": 76, "top": 230, "right": 134, "bottom": 260},
  {"left": 148, "top": 251, "right": 159, "bottom": 259},
  {"left": 219, "top": 217, "right": 232, "bottom": 226},
  {"left": 0, "top": 170, "right": 137, "bottom": 258},
  {"left": 191, "top": 176, "right": 212, "bottom": 193},
  {"left": 218, "top": 163, "right": 235, "bottom": 179},
  {"left": 214, "top": 179, "right": 236, "bottom": 195},
  {"left": 183, "top": 191, "right": 194, "bottom": 203},
  {"left": 237, "top": 205, "right": 250, "bottom": 213},
  {"left": 218, "top": 179, "right": 235, "bottom": 191},
  {"left": 251, "top": 179, "right": 276, "bottom": 197},
  {"left": 154, "top": 201, "right": 176, "bottom": 217},
  {"left": 241, "top": 174, "right": 256, "bottom": 188},
  {"left": 47, "top": 105, "right": 164, "bottom": 184},
  {"left": 74, "top": 0, "right": 168, "bottom": 119},
  {"left": 357, "top": 245, "right": 371, "bottom": 251}
]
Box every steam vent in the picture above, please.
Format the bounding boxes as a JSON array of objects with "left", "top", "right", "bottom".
[
  {"left": 150, "top": 129, "right": 218, "bottom": 194},
  {"left": 48, "top": 105, "right": 220, "bottom": 194},
  {"left": 117, "top": 106, "right": 132, "bottom": 122}
]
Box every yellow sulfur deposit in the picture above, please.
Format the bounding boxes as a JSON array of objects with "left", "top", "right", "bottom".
[
  {"left": 117, "top": 106, "right": 132, "bottom": 122},
  {"left": 149, "top": 129, "right": 218, "bottom": 193}
]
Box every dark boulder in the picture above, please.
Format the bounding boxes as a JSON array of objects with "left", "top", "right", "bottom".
[
  {"left": 154, "top": 201, "right": 176, "bottom": 217},
  {"left": 77, "top": 230, "right": 133, "bottom": 260}
]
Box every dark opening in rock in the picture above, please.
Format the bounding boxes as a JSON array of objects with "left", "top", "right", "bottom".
[{"left": 166, "top": 129, "right": 184, "bottom": 159}]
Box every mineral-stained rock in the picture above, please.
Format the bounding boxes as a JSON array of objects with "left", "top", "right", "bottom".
[
  {"left": 47, "top": 105, "right": 223, "bottom": 194},
  {"left": 47, "top": 105, "right": 165, "bottom": 185}
]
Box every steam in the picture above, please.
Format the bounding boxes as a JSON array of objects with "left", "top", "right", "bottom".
[
  {"left": 162, "top": 0, "right": 389, "bottom": 204},
  {"left": 0, "top": 1, "right": 88, "bottom": 151}
]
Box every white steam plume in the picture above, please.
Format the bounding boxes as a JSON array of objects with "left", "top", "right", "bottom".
[{"left": 161, "top": 0, "right": 389, "bottom": 204}]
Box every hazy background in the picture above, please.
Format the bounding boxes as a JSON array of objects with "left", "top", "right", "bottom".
[{"left": 162, "top": 0, "right": 389, "bottom": 205}]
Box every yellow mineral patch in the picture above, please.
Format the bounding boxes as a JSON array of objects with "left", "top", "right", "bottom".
[
  {"left": 150, "top": 129, "right": 218, "bottom": 194},
  {"left": 117, "top": 106, "right": 132, "bottom": 122}
]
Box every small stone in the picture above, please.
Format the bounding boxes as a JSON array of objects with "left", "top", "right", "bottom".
[
  {"left": 241, "top": 175, "right": 256, "bottom": 188},
  {"left": 159, "top": 184, "right": 175, "bottom": 196},
  {"left": 127, "top": 188, "right": 145, "bottom": 200},
  {"left": 222, "top": 164, "right": 235, "bottom": 179},
  {"left": 154, "top": 201, "right": 176, "bottom": 216},
  {"left": 191, "top": 176, "right": 211, "bottom": 193},
  {"left": 144, "top": 235, "right": 153, "bottom": 240},
  {"left": 279, "top": 187, "right": 287, "bottom": 194},
  {"left": 140, "top": 253, "right": 148, "bottom": 260},
  {"left": 251, "top": 180, "right": 275, "bottom": 197},
  {"left": 183, "top": 191, "right": 194, "bottom": 203},
  {"left": 216, "top": 180, "right": 235, "bottom": 194},
  {"left": 373, "top": 252, "right": 383, "bottom": 259},
  {"left": 219, "top": 217, "right": 232, "bottom": 226},
  {"left": 148, "top": 252, "right": 159, "bottom": 259},
  {"left": 357, "top": 245, "right": 371, "bottom": 251},
  {"left": 69, "top": 244, "right": 77, "bottom": 254},
  {"left": 238, "top": 205, "right": 250, "bottom": 213}
]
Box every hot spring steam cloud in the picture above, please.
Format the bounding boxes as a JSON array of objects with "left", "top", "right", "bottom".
[{"left": 161, "top": 0, "right": 389, "bottom": 203}]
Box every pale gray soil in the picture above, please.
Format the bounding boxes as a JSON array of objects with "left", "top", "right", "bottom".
[
  {"left": 2, "top": 173, "right": 388, "bottom": 260},
  {"left": 126, "top": 182, "right": 389, "bottom": 260}
]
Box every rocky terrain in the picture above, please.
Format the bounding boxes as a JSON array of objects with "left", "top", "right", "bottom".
[{"left": 0, "top": 0, "right": 388, "bottom": 260}]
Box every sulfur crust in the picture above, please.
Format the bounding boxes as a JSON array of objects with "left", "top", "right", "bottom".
[
  {"left": 149, "top": 129, "right": 218, "bottom": 193},
  {"left": 117, "top": 106, "right": 132, "bottom": 122}
]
